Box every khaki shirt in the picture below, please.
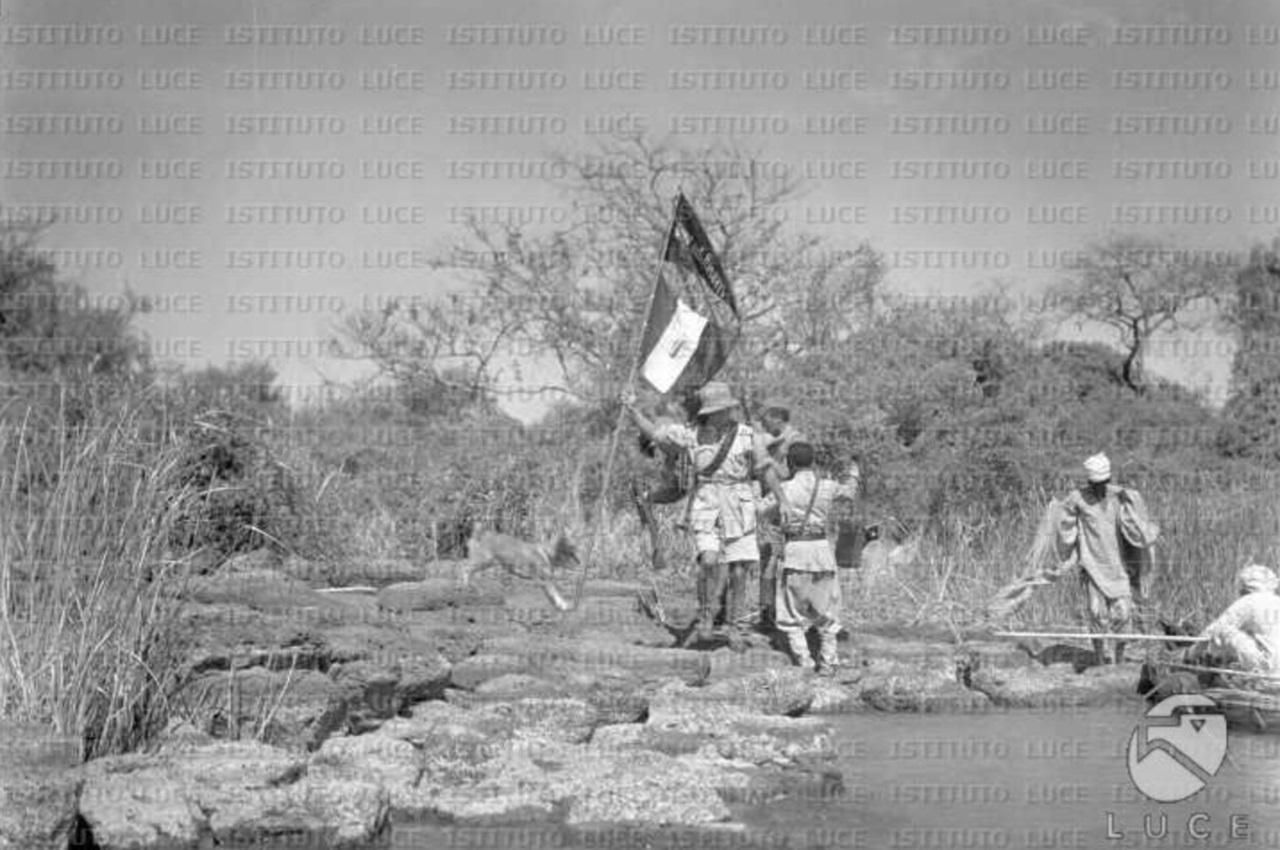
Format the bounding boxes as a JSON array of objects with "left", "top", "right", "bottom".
[
  {"left": 655, "top": 422, "right": 765, "bottom": 540},
  {"left": 759, "top": 470, "right": 856, "bottom": 572}
]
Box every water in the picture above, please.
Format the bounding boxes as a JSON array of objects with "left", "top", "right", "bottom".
[
  {"left": 384, "top": 707, "right": 1280, "bottom": 849},
  {"left": 749, "top": 708, "right": 1280, "bottom": 849}
]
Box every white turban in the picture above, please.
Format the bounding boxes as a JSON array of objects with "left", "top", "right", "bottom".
[
  {"left": 1083, "top": 453, "right": 1111, "bottom": 483},
  {"left": 1237, "top": 564, "right": 1279, "bottom": 595}
]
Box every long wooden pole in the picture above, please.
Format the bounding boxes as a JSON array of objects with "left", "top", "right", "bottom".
[
  {"left": 994, "top": 630, "right": 1206, "bottom": 643},
  {"left": 1167, "top": 662, "right": 1280, "bottom": 683},
  {"left": 581, "top": 199, "right": 680, "bottom": 612}
]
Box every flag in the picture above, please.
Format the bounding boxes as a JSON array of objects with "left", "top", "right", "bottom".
[
  {"left": 664, "top": 193, "right": 739, "bottom": 320},
  {"left": 638, "top": 272, "right": 732, "bottom": 394}
]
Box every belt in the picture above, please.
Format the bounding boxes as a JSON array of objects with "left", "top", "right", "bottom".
[{"left": 784, "top": 531, "right": 827, "bottom": 542}]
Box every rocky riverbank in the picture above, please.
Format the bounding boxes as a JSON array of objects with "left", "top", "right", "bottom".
[{"left": 0, "top": 551, "right": 1146, "bottom": 849}]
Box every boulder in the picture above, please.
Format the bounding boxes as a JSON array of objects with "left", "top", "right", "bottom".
[
  {"left": 448, "top": 654, "right": 530, "bottom": 691},
  {"left": 969, "top": 662, "right": 1143, "bottom": 710},
  {"left": 79, "top": 752, "right": 205, "bottom": 848},
  {"left": 78, "top": 741, "right": 389, "bottom": 849},
  {"left": 318, "top": 624, "right": 453, "bottom": 706},
  {"left": 172, "top": 668, "right": 354, "bottom": 750},
  {"left": 472, "top": 673, "right": 566, "bottom": 700},
  {"left": 0, "top": 722, "right": 82, "bottom": 850},
  {"left": 807, "top": 677, "right": 871, "bottom": 714},
  {"left": 686, "top": 668, "right": 817, "bottom": 716},
  {"left": 856, "top": 668, "right": 991, "bottom": 713},
  {"left": 309, "top": 733, "right": 424, "bottom": 811},
  {"left": 414, "top": 738, "right": 741, "bottom": 826},
  {"left": 556, "top": 749, "right": 737, "bottom": 826},
  {"left": 381, "top": 697, "right": 601, "bottom": 752},
  {"left": 641, "top": 683, "right": 836, "bottom": 767},
  {"left": 177, "top": 602, "right": 329, "bottom": 673}
]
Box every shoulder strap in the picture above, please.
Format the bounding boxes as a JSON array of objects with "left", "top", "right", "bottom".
[
  {"left": 697, "top": 425, "right": 738, "bottom": 480},
  {"left": 798, "top": 474, "right": 821, "bottom": 528}
]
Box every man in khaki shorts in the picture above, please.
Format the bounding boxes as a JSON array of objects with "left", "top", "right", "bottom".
[{"left": 623, "top": 382, "right": 789, "bottom": 650}]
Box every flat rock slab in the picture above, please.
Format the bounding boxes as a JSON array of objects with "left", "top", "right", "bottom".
[
  {"left": 172, "top": 668, "right": 354, "bottom": 751},
  {"left": 402, "top": 616, "right": 502, "bottom": 664},
  {"left": 178, "top": 604, "right": 327, "bottom": 673},
  {"left": 185, "top": 568, "right": 350, "bottom": 615},
  {"left": 298, "top": 556, "right": 423, "bottom": 588},
  {"left": 856, "top": 669, "right": 991, "bottom": 714},
  {"left": 0, "top": 722, "right": 82, "bottom": 850},
  {"left": 79, "top": 740, "right": 389, "bottom": 849},
  {"left": 970, "top": 662, "right": 1143, "bottom": 709},
  {"left": 956, "top": 640, "right": 1042, "bottom": 672},
  {"left": 376, "top": 580, "right": 505, "bottom": 613},
  {"left": 411, "top": 737, "right": 745, "bottom": 827},
  {"left": 706, "top": 646, "right": 795, "bottom": 682},
  {"left": 481, "top": 635, "right": 711, "bottom": 684},
  {"left": 688, "top": 668, "right": 817, "bottom": 716},
  {"left": 448, "top": 654, "right": 531, "bottom": 691},
  {"left": 844, "top": 632, "right": 958, "bottom": 673}
]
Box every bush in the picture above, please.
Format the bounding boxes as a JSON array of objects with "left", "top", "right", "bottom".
[{"left": 164, "top": 409, "right": 307, "bottom": 562}]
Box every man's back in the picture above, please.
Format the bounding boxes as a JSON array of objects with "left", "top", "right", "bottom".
[{"left": 1206, "top": 591, "right": 1280, "bottom": 670}]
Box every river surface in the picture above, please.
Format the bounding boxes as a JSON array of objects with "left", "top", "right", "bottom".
[{"left": 382, "top": 706, "right": 1280, "bottom": 850}]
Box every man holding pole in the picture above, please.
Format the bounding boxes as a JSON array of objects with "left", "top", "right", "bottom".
[{"left": 623, "top": 382, "right": 789, "bottom": 650}]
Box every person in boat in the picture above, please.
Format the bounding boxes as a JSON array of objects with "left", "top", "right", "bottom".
[
  {"left": 1185, "top": 563, "right": 1280, "bottom": 674},
  {"left": 1055, "top": 453, "right": 1160, "bottom": 665}
]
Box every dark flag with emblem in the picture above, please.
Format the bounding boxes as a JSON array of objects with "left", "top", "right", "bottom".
[{"left": 664, "top": 192, "right": 739, "bottom": 320}]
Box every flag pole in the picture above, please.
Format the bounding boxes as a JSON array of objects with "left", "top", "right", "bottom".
[{"left": 576, "top": 197, "right": 680, "bottom": 611}]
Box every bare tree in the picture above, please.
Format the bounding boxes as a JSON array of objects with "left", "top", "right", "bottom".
[
  {"left": 1049, "top": 234, "right": 1236, "bottom": 394},
  {"left": 334, "top": 135, "right": 884, "bottom": 412}
]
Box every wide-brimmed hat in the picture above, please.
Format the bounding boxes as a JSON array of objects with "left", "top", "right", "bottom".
[
  {"left": 697, "top": 382, "right": 738, "bottom": 416},
  {"left": 1083, "top": 453, "right": 1111, "bottom": 483},
  {"left": 1237, "top": 563, "right": 1279, "bottom": 594}
]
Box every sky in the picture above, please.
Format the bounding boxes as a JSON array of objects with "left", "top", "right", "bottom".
[{"left": 1, "top": 0, "right": 1277, "bottom": 420}]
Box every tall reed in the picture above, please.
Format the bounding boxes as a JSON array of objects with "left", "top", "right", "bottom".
[{"left": 0, "top": 401, "right": 197, "bottom": 760}]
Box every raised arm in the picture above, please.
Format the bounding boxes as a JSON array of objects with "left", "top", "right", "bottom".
[
  {"left": 756, "top": 452, "right": 794, "bottom": 518},
  {"left": 620, "top": 391, "right": 659, "bottom": 443}
]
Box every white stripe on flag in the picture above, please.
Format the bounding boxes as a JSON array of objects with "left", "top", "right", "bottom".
[{"left": 640, "top": 296, "right": 707, "bottom": 393}]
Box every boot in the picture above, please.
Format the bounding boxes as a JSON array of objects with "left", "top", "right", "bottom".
[
  {"left": 682, "top": 562, "right": 722, "bottom": 648},
  {"left": 1091, "top": 637, "right": 1106, "bottom": 667},
  {"left": 782, "top": 629, "right": 815, "bottom": 670},
  {"left": 817, "top": 631, "right": 841, "bottom": 675},
  {"left": 758, "top": 551, "right": 776, "bottom": 632},
  {"left": 724, "top": 563, "right": 750, "bottom": 653}
]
